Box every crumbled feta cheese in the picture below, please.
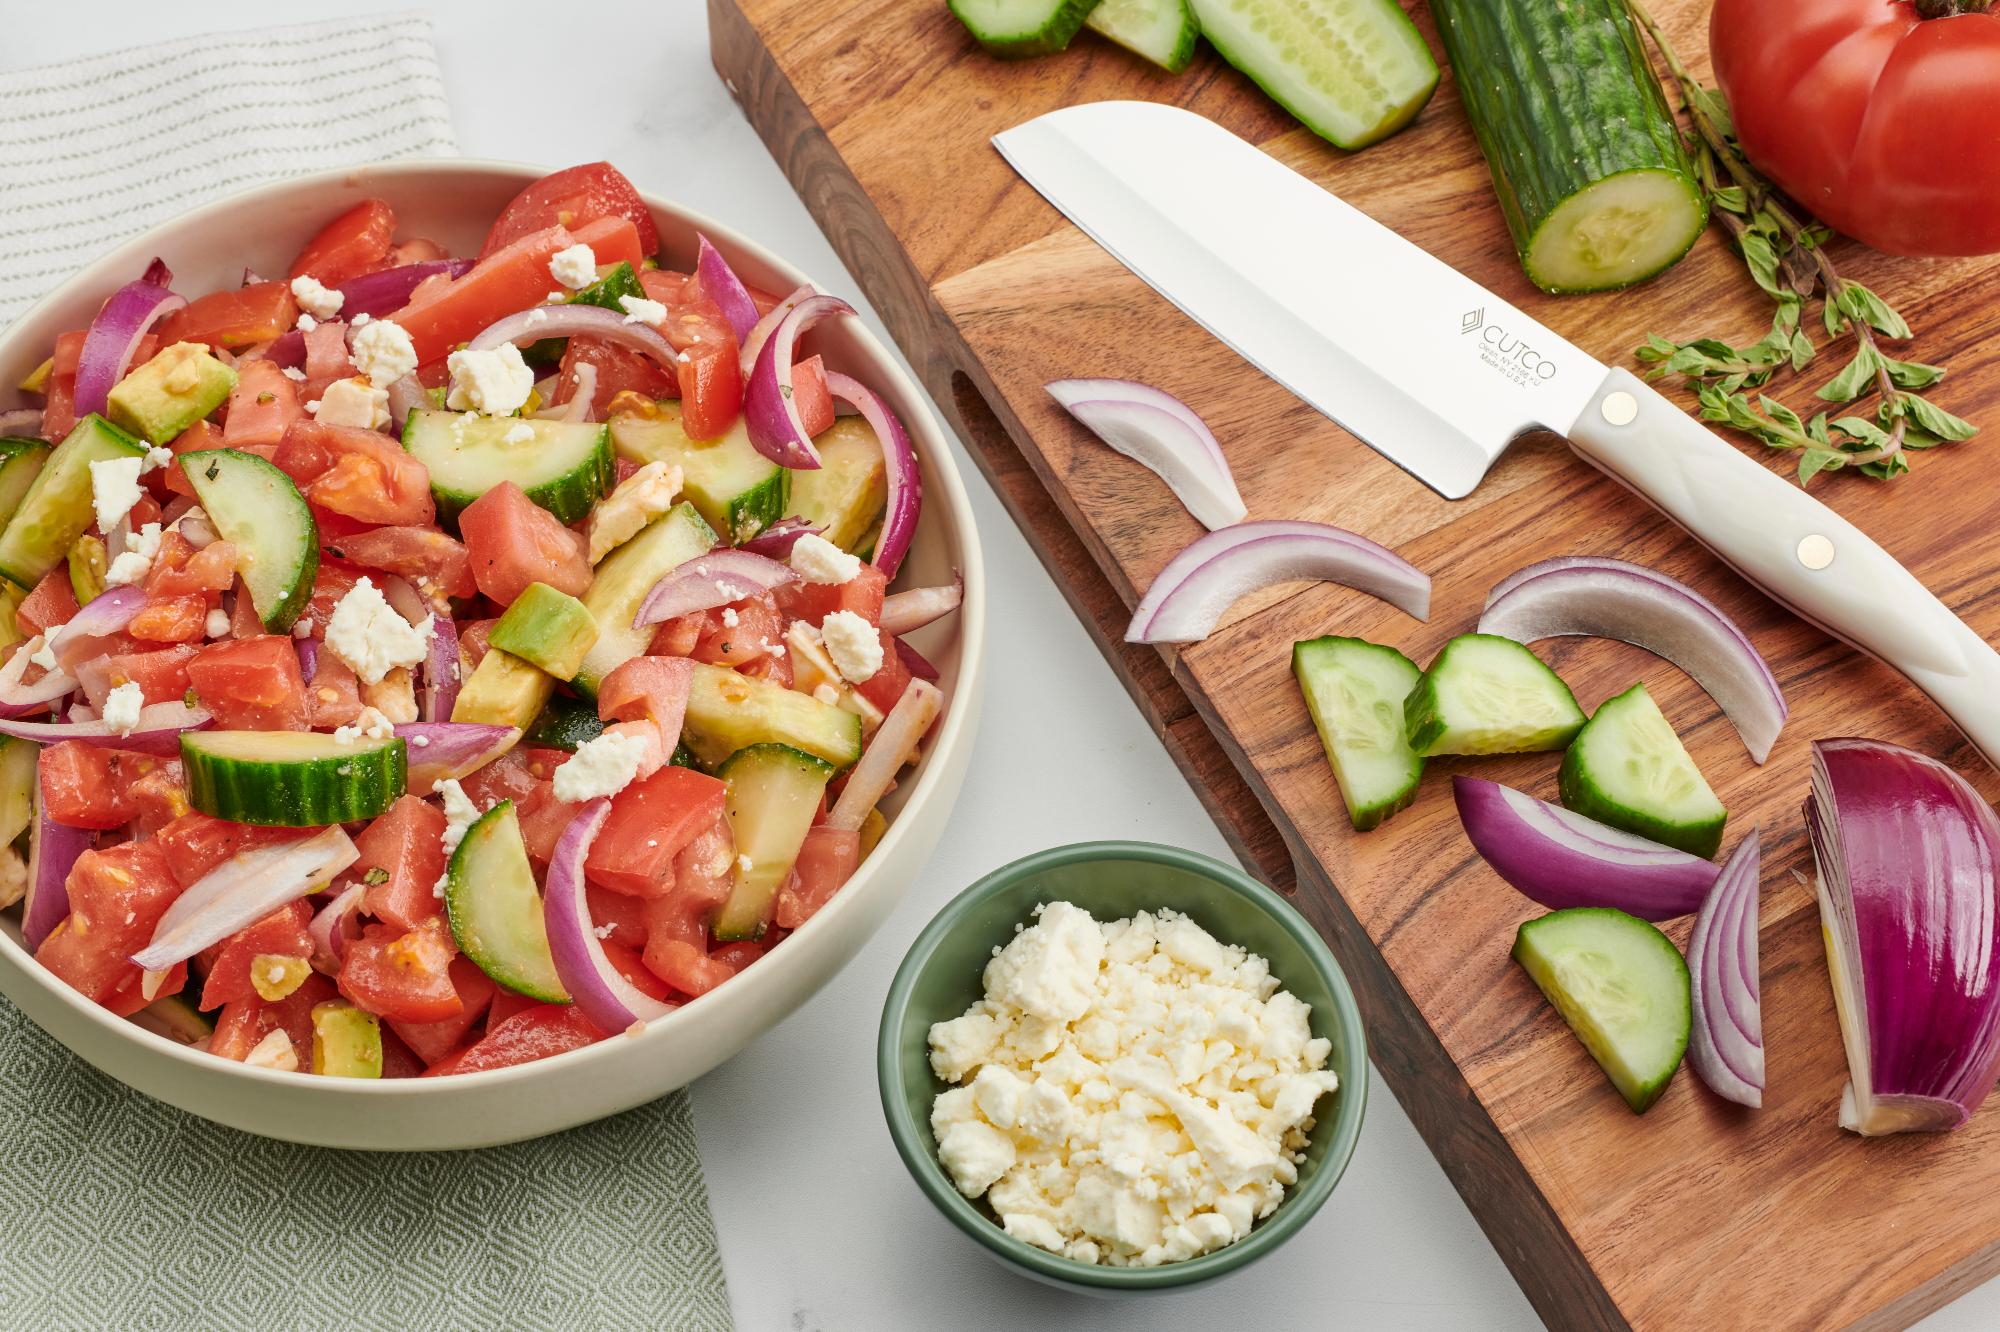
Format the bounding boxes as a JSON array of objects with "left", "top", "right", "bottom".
[
  {"left": 526, "top": 307, "right": 549, "bottom": 326},
  {"left": 548, "top": 243, "right": 598, "bottom": 290},
  {"left": 323, "top": 576, "right": 433, "bottom": 685},
  {"left": 289, "top": 274, "right": 344, "bottom": 320},
  {"left": 503, "top": 422, "right": 535, "bottom": 446},
  {"left": 90, "top": 455, "right": 145, "bottom": 534},
  {"left": 736, "top": 854, "right": 754, "bottom": 873},
  {"left": 593, "top": 923, "right": 616, "bottom": 940},
  {"left": 410, "top": 733, "right": 430, "bottom": 748},
  {"left": 281, "top": 366, "right": 307, "bottom": 383},
  {"left": 618, "top": 294, "right": 668, "bottom": 326},
  {"left": 349, "top": 319, "right": 419, "bottom": 389},
  {"left": 790, "top": 532, "right": 862, "bottom": 585},
  {"left": 811, "top": 683, "right": 840, "bottom": 706},
  {"left": 205, "top": 608, "right": 230, "bottom": 638},
  {"left": 821, "top": 609, "right": 883, "bottom": 684},
  {"left": 434, "top": 777, "right": 481, "bottom": 898},
  {"left": 552, "top": 730, "right": 647, "bottom": 803},
  {"left": 333, "top": 705, "right": 396, "bottom": 745},
  {"left": 545, "top": 290, "right": 567, "bottom": 304},
  {"left": 243, "top": 1028, "right": 299, "bottom": 1072},
  {"left": 584, "top": 460, "right": 681, "bottom": 563},
  {"left": 104, "top": 523, "right": 163, "bottom": 587},
  {"left": 296, "top": 312, "right": 318, "bottom": 333},
  {"left": 312, "top": 376, "right": 391, "bottom": 430},
  {"left": 721, "top": 607, "right": 739, "bottom": 629},
  {"left": 293, "top": 620, "right": 314, "bottom": 639},
  {"left": 445, "top": 343, "right": 535, "bottom": 416},
  {"left": 352, "top": 312, "right": 372, "bottom": 328},
  {"left": 100, "top": 681, "right": 144, "bottom": 737},
  {"left": 143, "top": 446, "right": 173, "bottom": 471},
  {"left": 27, "top": 637, "right": 57, "bottom": 673},
  {"left": 927, "top": 902, "right": 1338, "bottom": 1268}
]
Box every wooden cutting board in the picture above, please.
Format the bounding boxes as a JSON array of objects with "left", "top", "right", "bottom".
[{"left": 709, "top": 1, "right": 2000, "bottom": 1326}]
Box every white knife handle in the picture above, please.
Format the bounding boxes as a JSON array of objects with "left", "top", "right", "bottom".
[{"left": 1567, "top": 368, "right": 2000, "bottom": 768}]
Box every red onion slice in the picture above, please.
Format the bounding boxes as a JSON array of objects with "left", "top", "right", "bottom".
[
  {"left": 337, "top": 259, "right": 473, "bottom": 320},
  {"left": 1046, "top": 379, "right": 1247, "bottom": 532},
  {"left": 421, "top": 618, "right": 463, "bottom": 724},
  {"left": 829, "top": 680, "right": 942, "bottom": 833},
  {"left": 1478, "top": 556, "right": 1787, "bottom": 763},
  {"left": 22, "top": 791, "right": 91, "bottom": 952},
  {"left": 386, "top": 374, "right": 429, "bottom": 438},
  {"left": 0, "top": 641, "right": 77, "bottom": 714},
  {"left": 0, "top": 408, "right": 44, "bottom": 439},
  {"left": 132, "top": 826, "right": 358, "bottom": 971},
  {"left": 1807, "top": 738, "right": 2000, "bottom": 1135},
  {"left": 395, "top": 722, "right": 517, "bottom": 795},
  {"left": 0, "top": 701, "right": 210, "bottom": 756},
  {"left": 73, "top": 262, "right": 186, "bottom": 420},
  {"left": 51, "top": 585, "right": 148, "bottom": 672},
  {"left": 736, "top": 517, "right": 820, "bottom": 559},
  {"left": 307, "top": 882, "right": 366, "bottom": 974},
  {"left": 1453, "top": 777, "right": 1718, "bottom": 921},
  {"left": 695, "top": 234, "right": 760, "bottom": 341},
  {"left": 824, "top": 371, "right": 921, "bottom": 580},
  {"left": 745, "top": 295, "right": 856, "bottom": 470},
  {"left": 534, "top": 362, "right": 597, "bottom": 423},
  {"left": 468, "top": 304, "right": 680, "bottom": 371},
  {"left": 1128, "top": 521, "right": 1430, "bottom": 644},
  {"left": 739, "top": 284, "right": 815, "bottom": 379},
  {"left": 635, "top": 549, "right": 797, "bottom": 627},
  {"left": 880, "top": 574, "right": 963, "bottom": 636},
  {"left": 544, "top": 797, "right": 673, "bottom": 1033},
  {"left": 1687, "top": 830, "right": 1763, "bottom": 1108},
  {"left": 893, "top": 636, "right": 941, "bottom": 683}
]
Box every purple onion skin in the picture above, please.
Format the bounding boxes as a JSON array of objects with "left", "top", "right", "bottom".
[{"left": 1811, "top": 739, "right": 2000, "bottom": 1131}]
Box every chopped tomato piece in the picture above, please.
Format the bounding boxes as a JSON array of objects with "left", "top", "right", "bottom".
[
  {"left": 552, "top": 336, "right": 674, "bottom": 415},
  {"left": 426, "top": 1004, "right": 605, "bottom": 1075},
  {"left": 302, "top": 648, "right": 363, "bottom": 729},
  {"left": 647, "top": 612, "right": 704, "bottom": 658},
  {"left": 774, "top": 826, "right": 861, "bottom": 929},
  {"left": 480, "top": 163, "right": 658, "bottom": 259},
  {"left": 75, "top": 643, "right": 198, "bottom": 711},
  {"left": 457, "top": 481, "right": 590, "bottom": 604},
  {"left": 388, "top": 957, "right": 496, "bottom": 1064},
  {"left": 199, "top": 900, "right": 314, "bottom": 1010},
  {"left": 603, "top": 939, "right": 674, "bottom": 1004},
  {"left": 50, "top": 330, "right": 87, "bottom": 378},
  {"left": 596, "top": 655, "right": 693, "bottom": 728},
  {"left": 17, "top": 568, "right": 79, "bottom": 637},
  {"left": 40, "top": 373, "right": 77, "bottom": 445},
  {"left": 145, "top": 531, "right": 236, "bottom": 598},
  {"left": 164, "top": 419, "right": 236, "bottom": 498},
  {"left": 39, "top": 744, "right": 182, "bottom": 830},
  {"left": 338, "top": 916, "right": 461, "bottom": 1023},
  {"left": 300, "top": 321, "right": 356, "bottom": 401},
  {"left": 691, "top": 594, "right": 782, "bottom": 668},
  {"left": 485, "top": 987, "right": 538, "bottom": 1031},
  {"left": 127, "top": 594, "right": 207, "bottom": 643},
  {"left": 394, "top": 224, "right": 575, "bottom": 367},
  {"left": 792, "top": 355, "right": 835, "bottom": 439},
  {"left": 285, "top": 421, "right": 434, "bottom": 526},
  {"left": 737, "top": 652, "right": 793, "bottom": 689},
  {"left": 852, "top": 629, "right": 914, "bottom": 714},
  {"left": 330, "top": 525, "right": 476, "bottom": 601},
  {"left": 187, "top": 635, "right": 308, "bottom": 730},
  {"left": 642, "top": 940, "right": 736, "bottom": 999},
  {"left": 102, "top": 962, "right": 189, "bottom": 1018},
  {"left": 586, "top": 766, "right": 728, "bottom": 896},
  {"left": 568, "top": 215, "right": 647, "bottom": 271},
  {"left": 156, "top": 283, "right": 297, "bottom": 350},
  {"left": 386, "top": 238, "right": 447, "bottom": 267},
  {"left": 294, "top": 561, "right": 363, "bottom": 638},
  {"left": 774, "top": 563, "right": 886, "bottom": 628},
  {"left": 457, "top": 747, "right": 541, "bottom": 811},
  {"left": 586, "top": 883, "right": 649, "bottom": 950},
  {"left": 380, "top": 1025, "right": 427, "bottom": 1078},
  {"left": 224, "top": 358, "right": 304, "bottom": 453},
  {"left": 211, "top": 973, "right": 335, "bottom": 1063},
  {"left": 288, "top": 199, "right": 396, "bottom": 286},
  {"left": 515, "top": 783, "right": 580, "bottom": 865},
  {"left": 354, "top": 795, "right": 448, "bottom": 931},
  {"left": 155, "top": 811, "right": 307, "bottom": 886},
  {"left": 457, "top": 617, "right": 498, "bottom": 674},
  {"left": 35, "top": 840, "right": 181, "bottom": 1004},
  {"left": 637, "top": 270, "right": 740, "bottom": 441}
]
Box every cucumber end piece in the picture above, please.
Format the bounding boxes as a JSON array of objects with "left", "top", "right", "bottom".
[
  {"left": 1523, "top": 168, "right": 1709, "bottom": 294},
  {"left": 1513, "top": 907, "right": 1690, "bottom": 1114}
]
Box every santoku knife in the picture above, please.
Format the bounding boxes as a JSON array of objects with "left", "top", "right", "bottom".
[{"left": 994, "top": 100, "right": 2000, "bottom": 769}]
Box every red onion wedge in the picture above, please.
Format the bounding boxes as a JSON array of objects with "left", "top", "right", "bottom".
[
  {"left": 825, "top": 371, "right": 921, "bottom": 580},
  {"left": 829, "top": 680, "right": 942, "bottom": 833},
  {"left": 0, "top": 701, "right": 208, "bottom": 755},
  {"left": 1479, "top": 556, "right": 1787, "bottom": 763},
  {"left": 893, "top": 636, "right": 941, "bottom": 683},
  {"left": 22, "top": 792, "right": 91, "bottom": 952},
  {"left": 0, "top": 640, "right": 77, "bottom": 715},
  {"left": 545, "top": 797, "right": 673, "bottom": 1034},
  {"left": 739, "top": 284, "right": 815, "bottom": 380},
  {"left": 50, "top": 584, "right": 148, "bottom": 673},
  {"left": 880, "top": 573, "right": 963, "bottom": 637},
  {"left": 421, "top": 617, "right": 462, "bottom": 724},
  {"left": 307, "top": 882, "right": 366, "bottom": 975},
  {"left": 132, "top": 826, "right": 358, "bottom": 971},
  {"left": 73, "top": 261, "right": 185, "bottom": 420},
  {"left": 1452, "top": 777, "right": 1718, "bottom": 921},
  {"left": 695, "top": 234, "right": 760, "bottom": 342},
  {"left": 468, "top": 304, "right": 679, "bottom": 373},
  {"left": 635, "top": 549, "right": 797, "bottom": 627},
  {"left": 745, "top": 295, "right": 855, "bottom": 470},
  {"left": 736, "top": 517, "right": 820, "bottom": 559},
  {"left": 395, "top": 722, "right": 517, "bottom": 796},
  {"left": 1807, "top": 738, "right": 2000, "bottom": 1135},
  {"left": 1129, "top": 521, "right": 1430, "bottom": 644},
  {"left": 337, "top": 259, "right": 472, "bottom": 320},
  {"left": 1687, "top": 831, "right": 1764, "bottom": 1108},
  {"left": 0, "top": 408, "right": 43, "bottom": 439},
  {"left": 1046, "top": 379, "right": 1247, "bottom": 532}
]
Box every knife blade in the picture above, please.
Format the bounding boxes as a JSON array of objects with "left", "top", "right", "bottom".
[{"left": 996, "top": 100, "right": 2000, "bottom": 768}]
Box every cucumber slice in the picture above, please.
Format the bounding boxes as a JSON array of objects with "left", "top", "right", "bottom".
[
  {"left": 684, "top": 661, "right": 863, "bottom": 772},
  {"left": 445, "top": 801, "right": 568, "bottom": 1003},
  {"left": 950, "top": 0, "right": 1102, "bottom": 57},
  {"left": 1292, "top": 636, "right": 1423, "bottom": 831},
  {"left": 573, "top": 501, "right": 717, "bottom": 695},
  {"left": 1190, "top": 0, "right": 1439, "bottom": 151},
  {"left": 524, "top": 693, "right": 607, "bottom": 752},
  {"left": 0, "top": 438, "right": 51, "bottom": 540},
  {"left": 1559, "top": 682, "right": 1726, "bottom": 858},
  {"left": 714, "top": 744, "right": 836, "bottom": 940},
  {"left": 784, "top": 416, "right": 886, "bottom": 553},
  {"left": 610, "top": 408, "right": 788, "bottom": 544},
  {"left": 182, "top": 448, "right": 318, "bottom": 632},
  {"left": 1087, "top": 0, "right": 1199, "bottom": 72},
  {"left": 181, "top": 730, "right": 406, "bottom": 827},
  {"left": 0, "top": 414, "right": 146, "bottom": 590},
  {"left": 1403, "top": 634, "right": 1584, "bottom": 757},
  {"left": 1513, "top": 908, "right": 1690, "bottom": 1113},
  {"left": 402, "top": 409, "right": 613, "bottom": 527}
]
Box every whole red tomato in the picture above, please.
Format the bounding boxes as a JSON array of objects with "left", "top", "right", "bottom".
[{"left": 1711, "top": 0, "right": 2000, "bottom": 257}]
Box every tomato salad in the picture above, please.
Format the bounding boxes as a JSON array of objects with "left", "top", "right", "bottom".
[{"left": 0, "top": 162, "right": 960, "bottom": 1078}]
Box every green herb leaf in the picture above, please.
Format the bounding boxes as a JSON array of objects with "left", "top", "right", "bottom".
[
  {"left": 1838, "top": 283, "right": 1913, "bottom": 340},
  {"left": 1817, "top": 345, "right": 1882, "bottom": 404},
  {"left": 1905, "top": 395, "right": 1979, "bottom": 442},
  {"left": 1798, "top": 448, "right": 1844, "bottom": 485},
  {"left": 1883, "top": 357, "right": 1945, "bottom": 390}
]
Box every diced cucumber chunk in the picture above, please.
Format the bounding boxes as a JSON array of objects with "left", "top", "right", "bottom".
[
  {"left": 310, "top": 1000, "right": 383, "bottom": 1078},
  {"left": 181, "top": 730, "right": 406, "bottom": 827},
  {"left": 183, "top": 448, "right": 319, "bottom": 632},
  {"left": 573, "top": 502, "right": 717, "bottom": 695},
  {"left": 1087, "top": 0, "right": 1199, "bottom": 72},
  {"left": 610, "top": 408, "right": 788, "bottom": 545},
  {"left": 1292, "top": 636, "right": 1423, "bottom": 831},
  {"left": 567, "top": 261, "right": 644, "bottom": 313},
  {"left": 1559, "top": 682, "right": 1726, "bottom": 859},
  {"left": 0, "top": 413, "right": 146, "bottom": 590},
  {"left": 950, "top": 0, "right": 1103, "bottom": 57},
  {"left": 714, "top": 744, "right": 836, "bottom": 940},
  {"left": 445, "top": 801, "right": 569, "bottom": 1003},
  {"left": 1190, "top": 0, "right": 1439, "bottom": 151},
  {"left": 784, "top": 416, "right": 886, "bottom": 553},
  {"left": 403, "top": 409, "right": 613, "bottom": 527},
  {"left": 1403, "top": 634, "right": 1584, "bottom": 757},
  {"left": 1513, "top": 908, "right": 1690, "bottom": 1113},
  {"left": 0, "top": 438, "right": 51, "bottom": 540},
  {"left": 684, "top": 662, "right": 863, "bottom": 773},
  {"left": 524, "top": 694, "right": 606, "bottom": 752}
]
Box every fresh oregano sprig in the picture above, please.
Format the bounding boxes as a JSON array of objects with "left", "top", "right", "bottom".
[{"left": 1624, "top": 0, "right": 1976, "bottom": 485}]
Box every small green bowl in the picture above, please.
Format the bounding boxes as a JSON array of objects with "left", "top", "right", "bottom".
[{"left": 877, "top": 841, "right": 1368, "bottom": 1294}]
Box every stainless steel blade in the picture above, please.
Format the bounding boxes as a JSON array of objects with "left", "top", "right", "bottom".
[{"left": 993, "top": 101, "right": 1605, "bottom": 499}]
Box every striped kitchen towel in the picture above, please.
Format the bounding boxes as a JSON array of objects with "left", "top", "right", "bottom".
[{"left": 0, "top": 12, "right": 457, "bottom": 325}]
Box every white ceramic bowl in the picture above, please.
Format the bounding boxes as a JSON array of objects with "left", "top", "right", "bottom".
[{"left": 0, "top": 160, "right": 985, "bottom": 1149}]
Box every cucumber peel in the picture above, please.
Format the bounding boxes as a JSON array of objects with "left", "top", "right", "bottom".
[
  {"left": 950, "top": 0, "right": 1103, "bottom": 57},
  {"left": 183, "top": 448, "right": 319, "bottom": 633},
  {"left": 181, "top": 730, "right": 406, "bottom": 827},
  {"left": 445, "top": 801, "right": 569, "bottom": 1003},
  {"left": 1087, "top": 0, "right": 1199, "bottom": 72},
  {"left": 1514, "top": 907, "right": 1690, "bottom": 1113}
]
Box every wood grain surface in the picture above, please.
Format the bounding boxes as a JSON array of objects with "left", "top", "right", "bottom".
[{"left": 709, "top": 1, "right": 2000, "bottom": 1326}]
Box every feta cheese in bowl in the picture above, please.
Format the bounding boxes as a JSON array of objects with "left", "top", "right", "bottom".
[{"left": 879, "top": 842, "right": 1366, "bottom": 1293}]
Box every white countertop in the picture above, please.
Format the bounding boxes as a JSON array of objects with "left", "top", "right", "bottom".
[{"left": 8, "top": 4, "right": 1995, "bottom": 1328}]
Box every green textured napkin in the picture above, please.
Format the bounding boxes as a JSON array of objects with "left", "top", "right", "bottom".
[{"left": 0, "top": 1003, "right": 732, "bottom": 1332}]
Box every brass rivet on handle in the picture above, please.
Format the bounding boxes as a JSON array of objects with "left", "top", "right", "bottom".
[
  {"left": 1797, "top": 534, "right": 1835, "bottom": 570},
  {"left": 1600, "top": 391, "right": 1639, "bottom": 427}
]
